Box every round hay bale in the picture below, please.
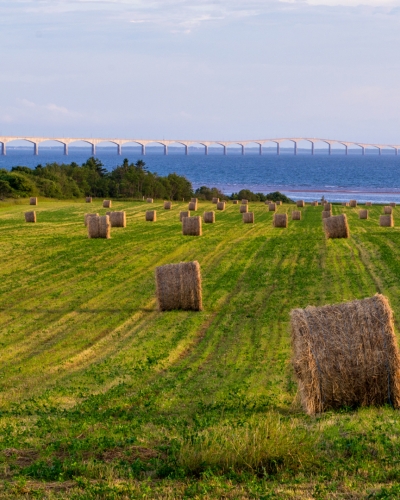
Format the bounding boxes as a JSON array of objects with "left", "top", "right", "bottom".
[
  {"left": 324, "top": 203, "right": 332, "bottom": 211},
  {"left": 217, "top": 201, "right": 226, "bottom": 211},
  {"left": 342, "top": 202, "right": 349, "bottom": 207},
  {"left": 323, "top": 214, "right": 349, "bottom": 238},
  {"left": 103, "top": 200, "right": 112, "bottom": 208},
  {"left": 349, "top": 200, "right": 357, "bottom": 207},
  {"left": 384, "top": 206, "right": 393, "bottom": 215},
  {"left": 146, "top": 198, "right": 154, "bottom": 203},
  {"left": 322, "top": 210, "right": 332, "bottom": 219},
  {"left": 292, "top": 210, "right": 302, "bottom": 220},
  {"left": 188, "top": 201, "right": 198, "bottom": 211},
  {"left": 268, "top": 203, "right": 276, "bottom": 212},
  {"left": 85, "top": 197, "right": 92, "bottom": 203},
  {"left": 291, "top": 294, "right": 400, "bottom": 415},
  {"left": 29, "top": 197, "right": 38, "bottom": 206},
  {"left": 390, "top": 202, "right": 396, "bottom": 208},
  {"left": 240, "top": 205, "right": 248, "bottom": 213},
  {"left": 182, "top": 216, "right": 202, "bottom": 236},
  {"left": 241, "top": 199, "right": 248, "bottom": 205},
  {"left": 296, "top": 200, "right": 305, "bottom": 208},
  {"left": 359, "top": 209, "right": 368, "bottom": 219},
  {"left": 155, "top": 261, "right": 202, "bottom": 312},
  {"left": 243, "top": 212, "right": 254, "bottom": 224},
  {"left": 212, "top": 197, "right": 219, "bottom": 204},
  {"left": 84, "top": 213, "right": 99, "bottom": 226},
  {"left": 365, "top": 202, "right": 372, "bottom": 206},
  {"left": 25, "top": 211, "right": 36, "bottom": 223},
  {"left": 180, "top": 211, "right": 190, "bottom": 222},
  {"left": 311, "top": 201, "right": 319, "bottom": 206},
  {"left": 164, "top": 201, "right": 172, "bottom": 209},
  {"left": 203, "top": 211, "right": 215, "bottom": 223},
  {"left": 273, "top": 213, "right": 288, "bottom": 228},
  {"left": 107, "top": 211, "right": 126, "bottom": 228},
  {"left": 191, "top": 198, "right": 198, "bottom": 203},
  {"left": 88, "top": 215, "right": 110, "bottom": 239},
  {"left": 276, "top": 201, "right": 282, "bottom": 206},
  {"left": 380, "top": 215, "right": 394, "bottom": 227},
  {"left": 232, "top": 200, "right": 239, "bottom": 204},
  {"left": 146, "top": 210, "right": 156, "bottom": 221}
]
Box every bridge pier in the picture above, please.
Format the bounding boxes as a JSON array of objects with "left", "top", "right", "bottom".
[
  {"left": 205, "top": 145, "right": 209, "bottom": 156},
  {"left": 276, "top": 143, "right": 280, "bottom": 155},
  {"left": 311, "top": 142, "right": 315, "bottom": 155},
  {"left": 345, "top": 145, "right": 348, "bottom": 156},
  {"left": 64, "top": 143, "right": 68, "bottom": 156},
  {"left": 241, "top": 144, "right": 245, "bottom": 155},
  {"left": 223, "top": 145, "right": 227, "bottom": 156},
  {"left": 1, "top": 142, "right": 5, "bottom": 155},
  {"left": 34, "top": 143, "right": 39, "bottom": 156},
  {"left": 92, "top": 144, "right": 96, "bottom": 156},
  {"left": 328, "top": 144, "right": 332, "bottom": 155},
  {"left": 164, "top": 145, "right": 168, "bottom": 156},
  {"left": 185, "top": 145, "right": 188, "bottom": 156},
  {"left": 362, "top": 147, "right": 365, "bottom": 156},
  {"left": 294, "top": 142, "right": 298, "bottom": 155},
  {"left": 259, "top": 144, "right": 262, "bottom": 155},
  {"left": 396, "top": 149, "right": 398, "bottom": 156},
  {"left": 141, "top": 144, "right": 146, "bottom": 156},
  {"left": 118, "top": 144, "right": 122, "bottom": 156},
  {"left": 379, "top": 148, "right": 382, "bottom": 156}
]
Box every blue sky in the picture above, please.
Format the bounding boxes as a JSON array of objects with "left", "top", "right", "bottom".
[{"left": 1, "top": 0, "right": 400, "bottom": 144}]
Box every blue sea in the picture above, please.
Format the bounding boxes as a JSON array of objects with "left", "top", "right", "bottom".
[{"left": 2, "top": 147, "right": 400, "bottom": 203}]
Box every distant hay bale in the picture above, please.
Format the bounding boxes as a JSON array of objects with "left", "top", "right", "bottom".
[
  {"left": 180, "top": 211, "right": 190, "bottom": 221},
  {"left": 273, "top": 213, "right": 288, "bottom": 228},
  {"left": 291, "top": 294, "right": 400, "bottom": 415},
  {"left": 349, "top": 200, "right": 357, "bottom": 207},
  {"left": 146, "top": 198, "right": 154, "bottom": 203},
  {"left": 365, "top": 202, "right": 372, "bottom": 206},
  {"left": 359, "top": 209, "right": 368, "bottom": 219},
  {"left": 276, "top": 201, "right": 282, "bottom": 206},
  {"left": 390, "top": 203, "right": 396, "bottom": 208},
  {"left": 88, "top": 215, "right": 110, "bottom": 239},
  {"left": 296, "top": 200, "right": 305, "bottom": 208},
  {"left": 323, "top": 214, "right": 349, "bottom": 238},
  {"left": 182, "top": 216, "right": 202, "bottom": 236},
  {"left": 268, "top": 203, "right": 276, "bottom": 212},
  {"left": 240, "top": 205, "right": 248, "bottom": 213},
  {"left": 311, "top": 201, "right": 319, "bottom": 206},
  {"left": 188, "top": 201, "right": 198, "bottom": 211},
  {"left": 106, "top": 211, "right": 126, "bottom": 227},
  {"left": 164, "top": 201, "right": 172, "bottom": 209},
  {"left": 25, "top": 211, "right": 36, "bottom": 223},
  {"left": 212, "top": 197, "right": 219, "bottom": 204},
  {"left": 146, "top": 210, "right": 156, "bottom": 221},
  {"left": 380, "top": 215, "right": 394, "bottom": 227},
  {"left": 243, "top": 212, "right": 254, "bottom": 223},
  {"left": 241, "top": 199, "right": 248, "bottom": 205},
  {"left": 292, "top": 211, "right": 302, "bottom": 220},
  {"left": 342, "top": 202, "right": 349, "bottom": 207},
  {"left": 384, "top": 206, "right": 393, "bottom": 215},
  {"left": 103, "top": 200, "right": 112, "bottom": 208},
  {"left": 203, "top": 211, "right": 215, "bottom": 223},
  {"left": 232, "top": 200, "right": 238, "bottom": 204},
  {"left": 155, "top": 261, "right": 202, "bottom": 312},
  {"left": 322, "top": 210, "right": 332, "bottom": 219},
  {"left": 217, "top": 201, "right": 226, "bottom": 211},
  {"left": 86, "top": 197, "right": 92, "bottom": 203},
  {"left": 29, "top": 197, "right": 38, "bottom": 206},
  {"left": 84, "top": 213, "right": 99, "bottom": 226},
  {"left": 191, "top": 198, "right": 198, "bottom": 203},
  {"left": 324, "top": 203, "right": 332, "bottom": 211}
]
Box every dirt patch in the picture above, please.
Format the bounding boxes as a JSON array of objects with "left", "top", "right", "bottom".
[{"left": 1, "top": 448, "right": 40, "bottom": 467}]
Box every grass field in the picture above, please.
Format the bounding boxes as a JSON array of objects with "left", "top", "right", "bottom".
[{"left": 1, "top": 199, "right": 400, "bottom": 499}]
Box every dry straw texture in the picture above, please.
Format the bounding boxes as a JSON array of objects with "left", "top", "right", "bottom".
[
  {"left": 241, "top": 199, "right": 249, "bottom": 205},
  {"left": 384, "top": 206, "right": 393, "bottom": 215},
  {"left": 146, "top": 198, "right": 154, "bottom": 203},
  {"left": 380, "top": 215, "right": 394, "bottom": 227},
  {"left": 88, "top": 215, "right": 110, "bottom": 239},
  {"left": 292, "top": 211, "right": 302, "bottom": 220},
  {"left": 311, "top": 201, "right": 319, "bottom": 206},
  {"left": 164, "top": 201, "right": 172, "bottom": 209},
  {"left": 103, "top": 200, "right": 112, "bottom": 208},
  {"left": 240, "top": 205, "right": 248, "bottom": 213},
  {"left": 29, "top": 197, "right": 38, "bottom": 206},
  {"left": 291, "top": 294, "right": 400, "bottom": 415},
  {"left": 203, "top": 211, "right": 215, "bottom": 223},
  {"left": 342, "top": 202, "right": 349, "bottom": 207},
  {"left": 273, "top": 213, "right": 288, "bottom": 228},
  {"left": 217, "top": 202, "right": 226, "bottom": 211},
  {"left": 233, "top": 200, "right": 239, "bottom": 204},
  {"left": 182, "top": 216, "right": 202, "bottom": 236},
  {"left": 296, "top": 200, "right": 305, "bottom": 208},
  {"left": 390, "top": 202, "right": 396, "bottom": 208},
  {"left": 366, "top": 202, "right": 372, "bottom": 206},
  {"left": 180, "top": 211, "right": 190, "bottom": 222},
  {"left": 350, "top": 200, "right": 357, "bottom": 207},
  {"left": 324, "top": 203, "right": 332, "bottom": 211},
  {"left": 155, "top": 261, "right": 203, "bottom": 312},
  {"left": 212, "top": 197, "right": 219, "bottom": 204},
  {"left": 106, "top": 211, "right": 126, "bottom": 228},
  {"left": 191, "top": 198, "right": 198, "bottom": 203},
  {"left": 322, "top": 210, "right": 332, "bottom": 219},
  {"left": 276, "top": 201, "right": 282, "bottom": 206},
  {"left": 359, "top": 209, "right": 368, "bottom": 220},
  {"left": 243, "top": 212, "right": 254, "bottom": 223},
  {"left": 269, "top": 203, "right": 277, "bottom": 212},
  {"left": 85, "top": 197, "right": 92, "bottom": 203},
  {"left": 25, "top": 211, "right": 36, "bottom": 223},
  {"left": 84, "top": 213, "right": 99, "bottom": 226},
  {"left": 146, "top": 210, "right": 156, "bottom": 222},
  {"left": 188, "top": 201, "right": 198, "bottom": 211},
  {"left": 323, "top": 214, "right": 350, "bottom": 239}
]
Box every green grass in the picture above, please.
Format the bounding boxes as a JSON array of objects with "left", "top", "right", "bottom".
[{"left": 1, "top": 199, "right": 400, "bottom": 498}]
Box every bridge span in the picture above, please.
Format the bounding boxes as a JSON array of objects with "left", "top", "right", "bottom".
[{"left": 0, "top": 136, "right": 399, "bottom": 156}]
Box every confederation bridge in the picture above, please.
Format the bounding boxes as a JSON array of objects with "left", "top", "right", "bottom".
[{"left": 0, "top": 136, "right": 399, "bottom": 156}]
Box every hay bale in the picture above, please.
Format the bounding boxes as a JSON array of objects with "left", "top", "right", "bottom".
[
  {"left": 217, "top": 201, "right": 226, "bottom": 211},
  {"left": 359, "top": 209, "right": 368, "bottom": 219},
  {"left": 88, "top": 215, "right": 110, "bottom": 239},
  {"left": 25, "top": 211, "right": 36, "bottom": 223},
  {"left": 276, "top": 201, "right": 282, "bottom": 206},
  {"left": 324, "top": 203, "right": 332, "bottom": 211},
  {"left": 240, "top": 205, "right": 248, "bottom": 213},
  {"left": 365, "top": 202, "right": 372, "bottom": 206},
  {"left": 268, "top": 203, "right": 276, "bottom": 212},
  {"left": 84, "top": 213, "right": 99, "bottom": 226},
  {"left": 188, "top": 201, "right": 198, "bottom": 211},
  {"left": 322, "top": 210, "right": 332, "bottom": 219},
  {"left": 86, "top": 197, "right": 92, "bottom": 203},
  {"left": 384, "top": 206, "right": 393, "bottom": 215},
  {"left": 380, "top": 215, "right": 394, "bottom": 227},
  {"left": 311, "top": 201, "right": 319, "bottom": 206},
  {"left": 107, "top": 211, "right": 126, "bottom": 228},
  {"left": 191, "top": 198, "right": 198, "bottom": 203},
  {"left": 292, "top": 211, "right": 302, "bottom": 220},
  {"left": 296, "top": 200, "right": 305, "bottom": 208},
  {"left": 146, "top": 198, "right": 154, "bottom": 203},
  {"left": 203, "top": 211, "right": 215, "bottom": 223},
  {"left": 349, "top": 200, "right": 357, "bottom": 207},
  {"left": 233, "top": 200, "right": 239, "bottom": 204},
  {"left": 390, "top": 203, "right": 396, "bottom": 208},
  {"left": 273, "top": 213, "right": 288, "bottom": 228},
  {"left": 243, "top": 212, "right": 254, "bottom": 223},
  {"left": 182, "top": 216, "right": 202, "bottom": 236},
  {"left": 146, "top": 210, "right": 156, "bottom": 221},
  {"left": 212, "top": 197, "right": 219, "bottom": 204},
  {"left": 29, "top": 197, "right": 38, "bottom": 206},
  {"left": 164, "top": 201, "right": 172, "bottom": 209},
  {"left": 342, "top": 202, "right": 349, "bottom": 207},
  {"left": 103, "top": 200, "right": 112, "bottom": 208},
  {"left": 323, "top": 214, "right": 349, "bottom": 238},
  {"left": 155, "top": 261, "right": 202, "bottom": 311},
  {"left": 291, "top": 294, "right": 400, "bottom": 415},
  {"left": 241, "top": 199, "right": 248, "bottom": 205},
  {"left": 180, "top": 211, "right": 190, "bottom": 222}
]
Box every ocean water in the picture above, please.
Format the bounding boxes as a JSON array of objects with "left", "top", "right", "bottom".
[{"left": 1, "top": 148, "right": 400, "bottom": 203}]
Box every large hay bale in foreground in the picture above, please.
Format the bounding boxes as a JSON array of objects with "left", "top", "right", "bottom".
[
  {"left": 390, "top": 202, "right": 396, "bottom": 208},
  {"left": 25, "top": 211, "right": 36, "bottom": 223},
  {"left": 88, "top": 215, "right": 110, "bottom": 239},
  {"left": 359, "top": 209, "right": 368, "bottom": 219},
  {"left": 203, "top": 211, "right": 215, "bottom": 223},
  {"left": 86, "top": 197, "right": 92, "bottom": 203},
  {"left": 217, "top": 201, "right": 226, "bottom": 211},
  {"left": 273, "top": 213, "right": 288, "bottom": 228},
  {"left": 164, "top": 201, "right": 172, "bottom": 209},
  {"left": 323, "top": 214, "right": 349, "bottom": 238},
  {"left": 240, "top": 205, "right": 248, "bottom": 213},
  {"left": 180, "top": 211, "right": 190, "bottom": 222},
  {"left": 291, "top": 294, "right": 400, "bottom": 415},
  {"left": 103, "top": 200, "right": 112, "bottom": 208},
  {"left": 380, "top": 215, "right": 394, "bottom": 227},
  {"left": 30, "top": 197, "right": 38, "bottom": 206},
  {"left": 182, "top": 216, "right": 202, "bottom": 236},
  {"left": 292, "top": 211, "right": 301, "bottom": 220},
  {"left": 243, "top": 212, "right": 254, "bottom": 223},
  {"left": 268, "top": 203, "right": 276, "bottom": 212},
  {"left": 322, "top": 210, "right": 332, "bottom": 219},
  {"left": 384, "top": 206, "right": 393, "bottom": 215},
  {"left": 84, "top": 213, "right": 99, "bottom": 226},
  {"left": 155, "top": 261, "right": 202, "bottom": 312},
  {"left": 296, "top": 200, "right": 305, "bottom": 208},
  {"left": 365, "top": 202, "right": 372, "bottom": 206},
  {"left": 188, "top": 201, "right": 198, "bottom": 211},
  {"left": 106, "top": 211, "right": 126, "bottom": 228},
  {"left": 324, "top": 203, "right": 332, "bottom": 211},
  {"left": 146, "top": 198, "right": 154, "bottom": 203},
  {"left": 233, "top": 200, "right": 238, "bottom": 204},
  {"left": 350, "top": 200, "right": 357, "bottom": 207},
  {"left": 212, "top": 197, "right": 219, "bottom": 204},
  {"left": 311, "top": 201, "right": 319, "bottom": 206},
  {"left": 241, "top": 199, "right": 248, "bottom": 205},
  {"left": 146, "top": 210, "right": 156, "bottom": 222}
]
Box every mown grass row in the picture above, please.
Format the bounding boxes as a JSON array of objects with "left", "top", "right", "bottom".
[{"left": 1, "top": 199, "right": 400, "bottom": 498}]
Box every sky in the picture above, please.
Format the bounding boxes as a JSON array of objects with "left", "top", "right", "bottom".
[{"left": 1, "top": 0, "right": 400, "bottom": 145}]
